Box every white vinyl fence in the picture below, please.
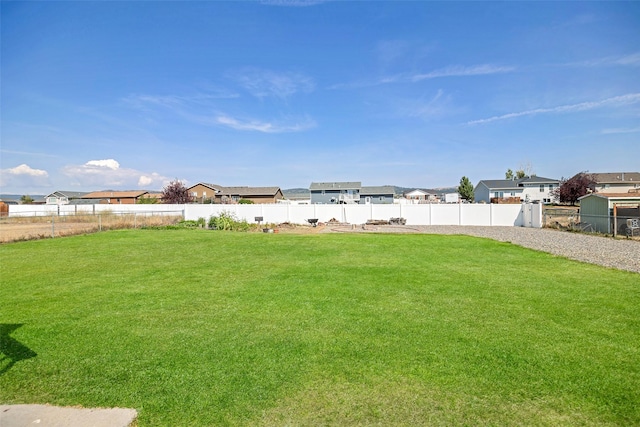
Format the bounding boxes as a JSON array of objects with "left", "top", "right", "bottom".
[
  {"left": 185, "top": 203, "right": 542, "bottom": 227},
  {"left": 7, "top": 203, "right": 542, "bottom": 227}
]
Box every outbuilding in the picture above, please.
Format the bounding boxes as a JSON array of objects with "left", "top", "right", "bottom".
[{"left": 578, "top": 192, "right": 640, "bottom": 235}]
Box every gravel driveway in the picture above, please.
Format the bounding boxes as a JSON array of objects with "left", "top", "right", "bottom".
[{"left": 324, "top": 225, "right": 640, "bottom": 274}]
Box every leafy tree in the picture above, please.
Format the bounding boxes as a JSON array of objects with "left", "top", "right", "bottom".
[
  {"left": 161, "top": 180, "right": 193, "bottom": 204},
  {"left": 505, "top": 168, "right": 527, "bottom": 180},
  {"left": 137, "top": 195, "right": 159, "bottom": 204},
  {"left": 552, "top": 172, "right": 597, "bottom": 205},
  {"left": 20, "top": 195, "right": 34, "bottom": 204},
  {"left": 457, "top": 176, "right": 474, "bottom": 202},
  {"left": 505, "top": 169, "right": 514, "bottom": 180}
]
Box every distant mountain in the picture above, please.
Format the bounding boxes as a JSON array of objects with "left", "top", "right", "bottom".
[{"left": 0, "top": 194, "right": 45, "bottom": 201}]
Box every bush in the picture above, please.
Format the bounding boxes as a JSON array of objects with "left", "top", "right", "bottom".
[
  {"left": 238, "top": 199, "right": 254, "bottom": 204},
  {"left": 208, "top": 211, "right": 252, "bottom": 231}
]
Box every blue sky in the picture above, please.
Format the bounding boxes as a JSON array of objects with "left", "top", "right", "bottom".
[{"left": 2, "top": 1, "right": 639, "bottom": 195}]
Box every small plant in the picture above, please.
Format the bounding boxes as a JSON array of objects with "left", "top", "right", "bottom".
[
  {"left": 208, "top": 211, "right": 252, "bottom": 231},
  {"left": 238, "top": 199, "right": 254, "bottom": 204}
]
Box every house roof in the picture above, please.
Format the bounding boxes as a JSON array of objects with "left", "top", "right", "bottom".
[
  {"left": 310, "top": 182, "right": 361, "bottom": 191},
  {"left": 592, "top": 172, "right": 640, "bottom": 184},
  {"left": 47, "top": 191, "right": 89, "bottom": 198},
  {"left": 82, "top": 191, "right": 149, "bottom": 199},
  {"left": 517, "top": 176, "right": 559, "bottom": 184},
  {"left": 579, "top": 192, "right": 640, "bottom": 201},
  {"left": 360, "top": 185, "right": 395, "bottom": 196},
  {"left": 218, "top": 186, "right": 282, "bottom": 197},
  {"left": 476, "top": 180, "right": 521, "bottom": 190},
  {"left": 188, "top": 182, "right": 225, "bottom": 192},
  {"left": 477, "top": 176, "right": 559, "bottom": 190}
]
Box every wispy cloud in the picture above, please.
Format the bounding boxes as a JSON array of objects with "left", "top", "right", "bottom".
[
  {"left": 230, "top": 68, "right": 315, "bottom": 99},
  {"left": 410, "top": 64, "right": 515, "bottom": 82},
  {"left": 331, "top": 63, "right": 515, "bottom": 89},
  {"left": 402, "top": 89, "right": 459, "bottom": 120},
  {"left": 467, "top": 93, "right": 640, "bottom": 125},
  {"left": 601, "top": 126, "right": 640, "bottom": 135},
  {"left": 563, "top": 52, "right": 640, "bottom": 68},
  {"left": 123, "top": 90, "right": 239, "bottom": 110},
  {"left": 215, "top": 115, "right": 316, "bottom": 133}
]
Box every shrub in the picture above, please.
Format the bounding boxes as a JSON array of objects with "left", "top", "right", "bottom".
[{"left": 208, "top": 211, "right": 252, "bottom": 231}]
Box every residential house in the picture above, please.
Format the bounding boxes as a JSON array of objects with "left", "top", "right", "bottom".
[
  {"left": 474, "top": 176, "right": 560, "bottom": 204},
  {"left": 45, "top": 191, "right": 88, "bottom": 205},
  {"left": 310, "top": 182, "right": 361, "bottom": 204},
  {"left": 309, "top": 182, "right": 396, "bottom": 204},
  {"left": 403, "top": 189, "right": 437, "bottom": 203},
  {"left": 188, "top": 182, "right": 225, "bottom": 203},
  {"left": 578, "top": 192, "right": 640, "bottom": 234},
  {"left": 187, "top": 183, "right": 284, "bottom": 204},
  {"left": 360, "top": 186, "right": 395, "bottom": 204},
  {"left": 591, "top": 172, "right": 640, "bottom": 194},
  {"left": 81, "top": 190, "right": 149, "bottom": 204}
]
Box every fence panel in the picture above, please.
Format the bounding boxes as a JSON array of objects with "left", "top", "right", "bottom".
[{"left": 9, "top": 203, "right": 542, "bottom": 228}]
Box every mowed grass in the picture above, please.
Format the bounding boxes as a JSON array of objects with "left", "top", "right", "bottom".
[{"left": 1, "top": 230, "right": 639, "bottom": 426}]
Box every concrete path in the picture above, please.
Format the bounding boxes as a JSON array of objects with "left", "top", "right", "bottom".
[{"left": 0, "top": 404, "right": 137, "bottom": 427}]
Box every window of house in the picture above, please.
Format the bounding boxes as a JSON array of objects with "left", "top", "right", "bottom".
[
  {"left": 379, "top": 196, "right": 384, "bottom": 201},
  {"left": 539, "top": 184, "right": 544, "bottom": 192}
]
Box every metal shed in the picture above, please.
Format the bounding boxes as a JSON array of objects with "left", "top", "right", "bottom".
[{"left": 579, "top": 192, "right": 640, "bottom": 235}]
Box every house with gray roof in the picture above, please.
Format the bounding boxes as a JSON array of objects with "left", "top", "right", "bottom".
[
  {"left": 309, "top": 182, "right": 395, "bottom": 204},
  {"left": 45, "top": 191, "right": 89, "bottom": 205},
  {"left": 590, "top": 172, "right": 640, "bottom": 194},
  {"left": 475, "top": 176, "right": 559, "bottom": 204},
  {"left": 360, "top": 185, "right": 395, "bottom": 204}
]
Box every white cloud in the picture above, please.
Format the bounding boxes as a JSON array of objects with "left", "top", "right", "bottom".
[
  {"left": 468, "top": 93, "right": 640, "bottom": 125},
  {"left": 410, "top": 64, "right": 516, "bottom": 81},
  {"left": 230, "top": 68, "right": 315, "bottom": 99},
  {"left": 86, "top": 159, "right": 120, "bottom": 170},
  {"left": 216, "top": 115, "right": 316, "bottom": 133},
  {"left": 330, "top": 63, "right": 515, "bottom": 89},
  {"left": 564, "top": 52, "right": 640, "bottom": 68},
  {"left": 601, "top": 126, "right": 640, "bottom": 135},
  {"left": 0, "top": 164, "right": 50, "bottom": 191},
  {"left": 61, "top": 159, "right": 170, "bottom": 190},
  {"left": 5, "top": 164, "right": 49, "bottom": 177}
]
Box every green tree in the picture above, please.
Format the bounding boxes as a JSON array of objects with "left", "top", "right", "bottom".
[
  {"left": 457, "top": 176, "right": 474, "bottom": 202},
  {"left": 137, "top": 195, "right": 159, "bottom": 204},
  {"left": 505, "top": 169, "right": 514, "bottom": 180},
  {"left": 20, "top": 195, "right": 34, "bottom": 204},
  {"left": 515, "top": 169, "right": 527, "bottom": 179}
]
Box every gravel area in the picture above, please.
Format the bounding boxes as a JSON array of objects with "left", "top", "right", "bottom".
[{"left": 324, "top": 225, "right": 640, "bottom": 274}]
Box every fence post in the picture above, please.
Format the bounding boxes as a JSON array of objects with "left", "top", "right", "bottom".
[
  {"left": 51, "top": 214, "right": 55, "bottom": 238},
  {"left": 99, "top": 214, "right": 102, "bottom": 232}
]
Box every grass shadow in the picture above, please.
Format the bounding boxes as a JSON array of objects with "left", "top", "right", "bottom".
[{"left": 0, "top": 324, "right": 37, "bottom": 376}]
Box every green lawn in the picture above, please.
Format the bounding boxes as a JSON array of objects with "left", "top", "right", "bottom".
[{"left": 1, "top": 230, "right": 639, "bottom": 426}]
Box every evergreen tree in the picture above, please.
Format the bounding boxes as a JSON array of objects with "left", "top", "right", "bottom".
[{"left": 457, "top": 176, "right": 474, "bottom": 202}]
